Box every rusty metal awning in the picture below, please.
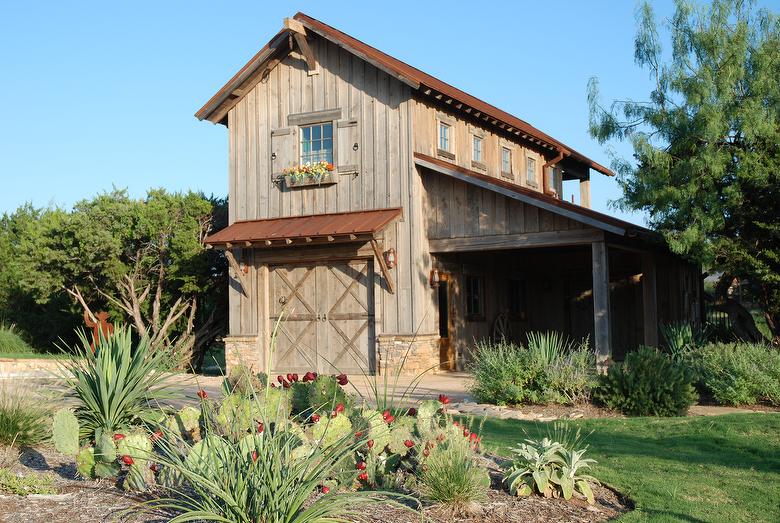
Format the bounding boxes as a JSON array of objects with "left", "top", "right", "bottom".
[{"left": 204, "top": 208, "right": 402, "bottom": 248}]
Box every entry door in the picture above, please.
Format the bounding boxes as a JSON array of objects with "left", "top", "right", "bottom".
[
  {"left": 438, "top": 274, "right": 456, "bottom": 371},
  {"left": 269, "top": 260, "right": 375, "bottom": 375}
]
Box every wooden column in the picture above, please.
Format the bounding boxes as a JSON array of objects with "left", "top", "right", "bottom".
[
  {"left": 591, "top": 240, "right": 612, "bottom": 372},
  {"left": 580, "top": 178, "right": 591, "bottom": 208},
  {"left": 641, "top": 252, "right": 659, "bottom": 347}
]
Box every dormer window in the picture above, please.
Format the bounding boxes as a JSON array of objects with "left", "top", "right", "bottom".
[
  {"left": 439, "top": 122, "right": 452, "bottom": 152},
  {"left": 300, "top": 122, "right": 333, "bottom": 164}
]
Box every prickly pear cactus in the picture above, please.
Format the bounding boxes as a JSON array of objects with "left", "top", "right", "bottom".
[
  {"left": 122, "top": 463, "right": 154, "bottom": 492},
  {"left": 116, "top": 431, "right": 152, "bottom": 467},
  {"left": 388, "top": 425, "right": 415, "bottom": 457},
  {"left": 394, "top": 415, "right": 416, "bottom": 432},
  {"left": 223, "top": 364, "right": 265, "bottom": 396},
  {"left": 94, "top": 460, "right": 121, "bottom": 479},
  {"left": 157, "top": 464, "right": 182, "bottom": 488},
  {"left": 185, "top": 435, "right": 230, "bottom": 475},
  {"left": 216, "top": 394, "right": 254, "bottom": 435},
  {"left": 416, "top": 400, "right": 442, "bottom": 439},
  {"left": 362, "top": 410, "right": 391, "bottom": 453},
  {"left": 308, "top": 375, "right": 350, "bottom": 412},
  {"left": 94, "top": 433, "right": 117, "bottom": 463},
  {"left": 165, "top": 406, "right": 202, "bottom": 442},
  {"left": 52, "top": 409, "right": 80, "bottom": 456},
  {"left": 311, "top": 413, "right": 353, "bottom": 448},
  {"left": 238, "top": 433, "right": 263, "bottom": 460},
  {"left": 255, "top": 386, "right": 291, "bottom": 423},
  {"left": 76, "top": 447, "right": 96, "bottom": 478}
]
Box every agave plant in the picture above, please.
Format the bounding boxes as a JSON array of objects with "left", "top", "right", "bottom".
[{"left": 58, "top": 326, "right": 181, "bottom": 440}]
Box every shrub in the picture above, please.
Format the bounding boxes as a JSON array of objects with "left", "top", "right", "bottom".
[
  {"left": 0, "top": 386, "right": 50, "bottom": 447},
  {"left": 416, "top": 423, "right": 489, "bottom": 512},
  {"left": 503, "top": 429, "right": 598, "bottom": 504},
  {"left": 0, "top": 323, "right": 36, "bottom": 354},
  {"left": 594, "top": 346, "right": 697, "bottom": 416},
  {"left": 468, "top": 334, "right": 596, "bottom": 406},
  {"left": 693, "top": 342, "right": 780, "bottom": 406},
  {"left": 59, "top": 327, "right": 181, "bottom": 440}
]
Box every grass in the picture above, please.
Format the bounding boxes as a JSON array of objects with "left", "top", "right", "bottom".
[
  {"left": 479, "top": 413, "right": 780, "bottom": 522},
  {"left": 0, "top": 468, "right": 56, "bottom": 495},
  {"left": 0, "top": 324, "right": 37, "bottom": 354},
  {"left": 0, "top": 352, "right": 71, "bottom": 360},
  {"left": 0, "top": 386, "right": 51, "bottom": 447}
]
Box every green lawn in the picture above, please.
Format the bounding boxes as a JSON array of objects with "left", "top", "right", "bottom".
[
  {"left": 480, "top": 413, "right": 780, "bottom": 522},
  {"left": 0, "top": 352, "right": 72, "bottom": 359}
]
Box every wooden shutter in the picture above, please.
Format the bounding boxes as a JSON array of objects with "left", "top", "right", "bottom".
[
  {"left": 271, "top": 127, "right": 295, "bottom": 177},
  {"left": 336, "top": 119, "right": 359, "bottom": 174}
]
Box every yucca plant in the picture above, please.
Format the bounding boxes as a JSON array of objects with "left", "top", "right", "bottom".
[
  {"left": 58, "top": 326, "right": 181, "bottom": 440},
  {"left": 526, "top": 331, "right": 577, "bottom": 367}
]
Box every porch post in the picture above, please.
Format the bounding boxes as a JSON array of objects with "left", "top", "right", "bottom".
[
  {"left": 579, "top": 178, "right": 591, "bottom": 208},
  {"left": 641, "top": 252, "right": 659, "bottom": 347},
  {"left": 591, "top": 240, "right": 611, "bottom": 372}
]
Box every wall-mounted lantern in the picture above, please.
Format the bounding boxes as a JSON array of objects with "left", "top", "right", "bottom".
[
  {"left": 429, "top": 268, "right": 441, "bottom": 288},
  {"left": 383, "top": 248, "right": 396, "bottom": 269},
  {"left": 239, "top": 262, "right": 249, "bottom": 274}
]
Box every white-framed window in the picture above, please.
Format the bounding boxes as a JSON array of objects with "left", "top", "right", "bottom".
[
  {"left": 501, "top": 147, "right": 512, "bottom": 177},
  {"left": 472, "top": 135, "right": 483, "bottom": 163},
  {"left": 526, "top": 156, "right": 537, "bottom": 185},
  {"left": 300, "top": 122, "right": 333, "bottom": 164},
  {"left": 439, "top": 121, "right": 452, "bottom": 152}
]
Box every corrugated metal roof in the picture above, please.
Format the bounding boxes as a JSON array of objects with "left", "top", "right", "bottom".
[{"left": 204, "top": 208, "right": 402, "bottom": 246}]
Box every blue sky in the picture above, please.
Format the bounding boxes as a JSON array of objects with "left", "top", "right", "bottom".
[{"left": 2, "top": 0, "right": 771, "bottom": 223}]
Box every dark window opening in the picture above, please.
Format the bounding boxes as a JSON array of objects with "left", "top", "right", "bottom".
[
  {"left": 438, "top": 284, "right": 449, "bottom": 338},
  {"left": 465, "top": 275, "right": 484, "bottom": 321}
]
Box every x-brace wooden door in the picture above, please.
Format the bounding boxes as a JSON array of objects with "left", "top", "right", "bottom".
[
  {"left": 269, "top": 264, "right": 319, "bottom": 373},
  {"left": 320, "top": 260, "right": 375, "bottom": 375},
  {"left": 268, "top": 260, "right": 375, "bottom": 374}
]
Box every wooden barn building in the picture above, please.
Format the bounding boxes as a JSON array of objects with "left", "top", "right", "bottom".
[{"left": 199, "top": 13, "right": 701, "bottom": 375}]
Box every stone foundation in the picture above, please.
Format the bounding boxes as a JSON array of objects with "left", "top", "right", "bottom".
[
  {"left": 377, "top": 334, "right": 440, "bottom": 376},
  {"left": 223, "top": 335, "right": 261, "bottom": 374}
]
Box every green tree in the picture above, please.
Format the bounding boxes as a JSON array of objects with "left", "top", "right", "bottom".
[
  {"left": 0, "top": 190, "right": 228, "bottom": 368},
  {"left": 588, "top": 0, "right": 780, "bottom": 342}
]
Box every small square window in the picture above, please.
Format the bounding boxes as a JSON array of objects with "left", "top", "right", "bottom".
[
  {"left": 439, "top": 122, "right": 452, "bottom": 152},
  {"left": 526, "top": 157, "right": 537, "bottom": 184},
  {"left": 300, "top": 122, "right": 333, "bottom": 164},
  {"left": 472, "top": 135, "right": 483, "bottom": 163},
  {"left": 501, "top": 147, "right": 512, "bottom": 176},
  {"left": 464, "top": 275, "right": 484, "bottom": 320}
]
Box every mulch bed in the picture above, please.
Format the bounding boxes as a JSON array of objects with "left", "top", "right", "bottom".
[{"left": 1, "top": 445, "right": 631, "bottom": 523}]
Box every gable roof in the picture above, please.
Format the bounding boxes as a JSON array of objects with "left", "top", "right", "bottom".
[
  {"left": 414, "top": 152, "right": 656, "bottom": 240},
  {"left": 196, "top": 12, "right": 613, "bottom": 178}
]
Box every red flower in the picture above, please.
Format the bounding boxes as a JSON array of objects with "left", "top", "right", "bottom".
[
  {"left": 436, "top": 434, "right": 446, "bottom": 442},
  {"left": 404, "top": 439, "right": 414, "bottom": 448},
  {"left": 423, "top": 448, "right": 430, "bottom": 457},
  {"left": 271, "top": 383, "right": 277, "bottom": 388},
  {"left": 334, "top": 403, "right": 345, "bottom": 415},
  {"left": 113, "top": 433, "right": 125, "bottom": 441},
  {"left": 257, "top": 422, "right": 264, "bottom": 434},
  {"left": 311, "top": 413, "right": 321, "bottom": 423},
  {"left": 355, "top": 431, "right": 363, "bottom": 438},
  {"left": 286, "top": 373, "right": 295, "bottom": 383},
  {"left": 149, "top": 463, "right": 159, "bottom": 473},
  {"left": 277, "top": 375, "right": 285, "bottom": 384},
  {"left": 469, "top": 432, "right": 478, "bottom": 442},
  {"left": 326, "top": 163, "right": 335, "bottom": 171},
  {"left": 197, "top": 389, "right": 208, "bottom": 399},
  {"left": 150, "top": 430, "right": 163, "bottom": 442},
  {"left": 367, "top": 439, "right": 374, "bottom": 449},
  {"left": 291, "top": 373, "right": 299, "bottom": 382},
  {"left": 251, "top": 450, "right": 258, "bottom": 463},
  {"left": 303, "top": 371, "right": 316, "bottom": 383},
  {"left": 453, "top": 421, "right": 459, "bottom": 427},
  {"left": 382, "top": 410, "right": 395, "bottom": 424},
  {"left": 336, "top": 373, "right": 348, "bottom": 386},
  {"left": 463, "top": 428, "right": 470, "bottom": 437},
  {"left": 438, "top": 394, "right": 450, "bottom": 405},
  {"left": 407, "top": 408, "right": 417, "bottom": 416},
  {"left": 357, "top": 472, "right": 368, "bottom": 481},
  {"left": 356, "top": 461, "right": 367, "bottom": 471},
  {"left": 321, "top": 486, "right": 330, "bottom": 494},
  {"left": 121, "top": 455, "right": 134, "bottom": 466},
  {"left": 282, "top": 380, "right": 291, "bottom": 389}
]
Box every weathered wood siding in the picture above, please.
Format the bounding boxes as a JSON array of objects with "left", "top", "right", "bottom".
[
  {"left": 421, "top": 171, "right": 585, "bottom": 241},
  {"left": 225, "top": 34, "right": 434, "bottom": 340},
  {"left": 412, "top": 98, "right": 558, "bottom": 195}
]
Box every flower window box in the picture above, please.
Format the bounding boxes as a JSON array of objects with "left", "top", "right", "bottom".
[{"left": 283, "top": 161, "right": 338, "bottom": 188}]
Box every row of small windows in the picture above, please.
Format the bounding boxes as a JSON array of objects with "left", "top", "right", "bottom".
[{"left": 440, "top": 122, "right": 537, "bottom": 184}]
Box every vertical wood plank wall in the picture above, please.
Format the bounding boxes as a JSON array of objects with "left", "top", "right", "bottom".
[{"left": 225, "top": 34, "right": 434, "bottom": 340}]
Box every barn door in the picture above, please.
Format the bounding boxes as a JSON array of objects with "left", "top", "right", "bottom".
[
  {"left": 269, "top": 264, "right": 319, "bottom": 373},
  {"left": 268, "top": 260, "right": 375, "bottom": 375},
  {"left": 321, "top": 260, "right": 375, "bottom": 374}
]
